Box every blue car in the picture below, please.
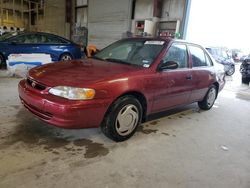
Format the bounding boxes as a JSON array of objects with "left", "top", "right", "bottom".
[
  {"left": 0, "top": 32, "right": 84, "bottom": 68},
  {"left": 206, "top": 47, "right": 235, "bottom": 76}
]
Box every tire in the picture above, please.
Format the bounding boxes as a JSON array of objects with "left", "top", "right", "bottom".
[
  {"left": 0, "top": 54, "right": 6, "bottom": 69},
  {"left": 242, "top": 77, "right": 249, "bottom": 84},
  {"left": 226, "top": 65, "right": 235, "bottom": 76},
  {"left": 101, "top": 95, "right": 143, "bottom": 142},
  {"left": 59, "top": 53, "right": 73, "bottom": 61},
  {"left": 198, "top": 85, "right": 217, "bottom": 110}
]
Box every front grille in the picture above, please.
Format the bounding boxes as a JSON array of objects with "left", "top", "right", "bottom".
[{"left": 27, "top": 78, "right": 46, "bottom": 91}]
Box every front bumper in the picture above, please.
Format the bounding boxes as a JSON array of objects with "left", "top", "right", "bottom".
[
  {"left": 240, "top": 69, "right": 250, "bottom": 78},
  {"left": 18, "top": 79, "right": 111, "bottom": 129}
]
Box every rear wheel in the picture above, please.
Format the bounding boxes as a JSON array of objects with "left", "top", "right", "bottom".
[
  {"left": 101, "top": 95, "right": 142, "bottom": 142},
  {"left": 198, "top": 85, "right": 217, "bottom": 110},
  {"left": 59, "top": 53, "right": 73, "bottom": 61},
  {"left": 226, "top": 65, "right": 235, "bottom": 76},
  {"left": 0, "top": 54, "right": 6, "bottom": 69}
]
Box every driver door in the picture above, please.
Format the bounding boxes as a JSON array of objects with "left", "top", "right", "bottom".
[{"left": 152, "top": 43, "right": 194, "bottom": 112}]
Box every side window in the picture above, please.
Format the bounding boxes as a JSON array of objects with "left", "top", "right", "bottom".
[
  {"left": 162, "top": 43, "right": 188, "bottom": 68},
  {"left": 205, "top": 53, "right": 213, "bottom": 66},
  {"left": 10, "top": 34, "right": 40, "bottom": 44},
  {"left": 41, "top": 35, "right": 67, "bottom": 44},
  {"left": 189, "top": 46, "right": 207, "bottom": 67},
  {"left": 26, "top": 34, "right": 39, "bottom": 44}
]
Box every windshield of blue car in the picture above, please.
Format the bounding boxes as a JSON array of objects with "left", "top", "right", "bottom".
[
  {"left": 0, "top": 32, "right": 19, "bottom": 41},
  {"left": 94, "top": 39, "right": 165, "bottom": 67}
]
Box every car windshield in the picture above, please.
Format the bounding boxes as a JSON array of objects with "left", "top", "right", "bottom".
[
  {"left": 94, "top": 39, "right": 165, "bottom": 67},
  {"left": 0, "top": 32, "right": 19, "bottom": 41}
]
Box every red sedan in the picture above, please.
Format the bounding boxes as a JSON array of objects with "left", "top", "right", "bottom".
[{"left": 18, "top": 38, "right": 225, "bottom": 141}]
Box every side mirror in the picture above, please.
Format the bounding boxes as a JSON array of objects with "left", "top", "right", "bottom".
[{"left": 157, "top": 60, "right": 179, "bottom": 71}]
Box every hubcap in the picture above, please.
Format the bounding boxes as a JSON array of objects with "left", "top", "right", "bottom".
[
  {"left": 227, "top": 65, "right": 235, "bottom": 75},
  {"left": 207, "top": 88, "right": 216, "bottom": 107},
  {"left": 61, "top": 55, "right": 72, "bottom": 61},
  {"left": 115, "top": 104, "right": 139, "bottom": 136}
]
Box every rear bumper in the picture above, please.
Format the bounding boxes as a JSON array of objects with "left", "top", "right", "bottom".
[{"left": 18, "top": 79, "right": 111, "bottom": 129}]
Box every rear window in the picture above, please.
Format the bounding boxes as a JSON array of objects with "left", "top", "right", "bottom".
[{"left": 0, "top": 32, "right": 19, "bottom": 41}]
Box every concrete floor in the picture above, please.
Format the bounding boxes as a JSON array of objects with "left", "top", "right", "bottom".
[{"left": 0, "top": 64, "right": 250, "bottom": 188}]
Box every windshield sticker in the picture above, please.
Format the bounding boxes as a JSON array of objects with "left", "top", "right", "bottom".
[
  {"left": 145, "top": 41, "right": 165, "bottom": 45},
  {"left": 142, "top": 60, "right": 150, "bottom": 63},
  {"left": 143, "top": 64, "right": 150, "bottom": 68}
]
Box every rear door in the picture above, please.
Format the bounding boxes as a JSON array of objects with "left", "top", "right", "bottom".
[
  {"left": 188, "top": 45, "right": 215, "bottom": 102},
  {"left": 36, "top": 34, "right": 71, "bottom": 61},
  {"left": 152, "top": 43, "right": 194, "bottom": 112}
]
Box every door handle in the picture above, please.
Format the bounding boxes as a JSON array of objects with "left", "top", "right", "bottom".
[
  {"left": 32, "top": 47, "right": 39, "bottom": 49},
  {"left": 186, "top": 75, "right": 192, "bottom": 80}
]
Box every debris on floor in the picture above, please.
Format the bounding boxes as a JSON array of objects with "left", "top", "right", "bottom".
[{"left": 221, "top": 145, "right": 229, "bottom": 151}]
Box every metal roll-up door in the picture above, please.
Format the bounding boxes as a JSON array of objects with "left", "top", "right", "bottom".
[{"left": 88, "top": 0, "right": 132, "bottom": 49}]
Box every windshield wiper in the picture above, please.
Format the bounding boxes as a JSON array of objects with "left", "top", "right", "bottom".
[{"left": 105, "top": 58, "right": 132, "bottom": 65}]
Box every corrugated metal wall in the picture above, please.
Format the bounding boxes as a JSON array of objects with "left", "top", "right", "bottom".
[
  {"left": 88, "top": 0, "right": 132, "bottom": 49},
  {"left": 37, "top": 0, "right": 71, "bottom": 39}
]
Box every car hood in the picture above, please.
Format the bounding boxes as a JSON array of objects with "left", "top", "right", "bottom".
[
  {"left": 213, "top": 56, "right": 234, "bottom": 65},
  {"left": 28, "top": 58, "right": 143, "bottom": 87}
]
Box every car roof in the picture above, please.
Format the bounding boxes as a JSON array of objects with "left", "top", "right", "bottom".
[
  {"left": 21, "top": 31, "right": 71, "bottom": 41},
  {"left": 122, "top": 37, "right": 204, "bottom": 47},
  {"left": 2, "top": 31, "right": 72, "bottom": 43}
]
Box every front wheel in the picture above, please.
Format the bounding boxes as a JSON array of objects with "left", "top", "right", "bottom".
[
  {"left": 101, "top": 95, "right": 143, "bottom": 142},
  {"left": 198, "top": 85, "right": 217, "bottom": 110}
]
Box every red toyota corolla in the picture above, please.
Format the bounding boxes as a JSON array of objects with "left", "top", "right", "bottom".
[{"left": 18, "top": 38, "right": 225, "bottom": 141}]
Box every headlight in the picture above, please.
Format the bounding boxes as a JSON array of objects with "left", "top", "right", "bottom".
[{"left": 49, "top": 86, "right": 95, "bottom": 100}]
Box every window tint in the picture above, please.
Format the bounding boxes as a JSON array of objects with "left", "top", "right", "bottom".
[
  {"left": 189, "top": 46, "right": 207, "bottom": 67},
  {"left": 162, "top": 43, "right": 188, "bottom": 68}
]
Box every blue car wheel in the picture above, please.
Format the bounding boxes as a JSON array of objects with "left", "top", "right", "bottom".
[{"left": 59, "top": 53, "right": 73, "bottom": 61}]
